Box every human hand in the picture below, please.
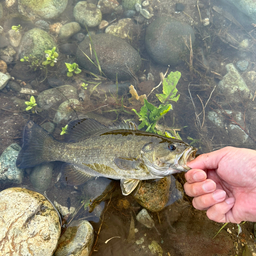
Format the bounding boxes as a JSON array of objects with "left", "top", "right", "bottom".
[{"left": 184, "top": 146, "right": 256, "bottom": 223}]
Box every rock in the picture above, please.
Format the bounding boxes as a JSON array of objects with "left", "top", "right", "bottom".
[
  {"left": 0, "top": 143, "right": 23, "bottom": 184},
  {"left": 73, "top": 32, "right": 86, "bottom": 42},
  {"left": 74, "top": 1, "right": 102, "bottom": 28},
  {"left": 18, "top": 28, "right": 57, "bottom": 60},
  {"left": 99, "top": 20, "right": 109, "bottom": 30},
  {"left": 0, "top": 72, "right": 11, "bottom": 90},
  {"left": 37, "top": 85, "right": 78, "bottom": 110},
  {"left": 7, "top": 80, "right": 21, "bottom": 92},
  {"left": 18, "top": 0, "right": 68, "bottom": 19},
  {"left": 53, "top": 99, "right": 80, "bottom": 124},
  {"left": 76, "top": 33, "right": 141, "bottom": 80},
  {"left": 8, "top": 29, "right": 22, "bottom": 47},
  {"left": 136, "top": 208, "right": 155, "bottom": 228},
  {"left": 132, "top": 176, "right": 171, "bottom": 212},
  {"left": 207, "top": 110, "right": 249, "bottom": 145},
  {"left": 218, "top": 63, "right": 252, "bottom": 103},
  {"left": 122, "top": 0, "right": 141, "bottom": 10},
  {"left": 145, "top": 16, "right": 195, "bottom": 66},
  {"left": 124, "top": 9, "right": 136, "bottom": 18},
  {"left": 97, "top": 0, "right": 119, "bottom": 14},
  {"left": 30, "top": 163, "right": 54, "bottom": 193},
  {"left": 105, "top": 18, "right": 138, "bottom": 40},
  {"left": 148, "top": 241, "right": 163, "bottom": 256},
  {"left": 59, "top": 22, "right": 81, "bottom": 40},
  {"left": 41, "top": 121, "right": 55, "bottom": 133},
  {"left": 0, "top": 59, "right": 7, "bottom": 73},
  {"left": 35, "top": 20, "right": 50, "bottom": 30},
  {"left": 0, "top": 34, "right": 8, "bottom": 48},
  {"left": 54, "top": 201, "right": 76, "bottom": 216},
  {"left": 0, "top": 187, "right": 61, "bottom": 255},
  {"left": 10, "top": 61, "right": 39, "bottom": 81},
  {"left": 236, "top": 59, "right": 249, "bottom": 72},
  {"left": 59, "top": 43, "right": 77, "bottom": 55},
  {"left": 47, "top": 76, "right": 63, "bottom": 87},
  {"left": 226, "top": 0, "right": 256, "bottom": 23},
  {"left": 55, "top": 220, "right": 94, "bottom": 256}
]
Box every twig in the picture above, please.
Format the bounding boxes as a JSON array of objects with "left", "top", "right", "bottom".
[
  {"left": 197, "top": 0, "right": 202, "bottom": 22},
  {"left": 197, "top": 95, "right": 205, "bottom": 128},
  {"left": 188, "top": 83, "right": 201, "bottom": 128},
  {"left": 147, "top": 67, "right": 169, "bottom": 97},
  {"left": 89, "top": 196, "right": 112, "bottom": 256}
]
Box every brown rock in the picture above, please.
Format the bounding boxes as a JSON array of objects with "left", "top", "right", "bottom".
[{"left": 0, "top": 60, "right": 7, "bottom": 73}]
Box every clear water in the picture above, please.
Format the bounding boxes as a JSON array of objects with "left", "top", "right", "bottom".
[{"left": 1, "top": 0, "right": 256, "bottom": 255}]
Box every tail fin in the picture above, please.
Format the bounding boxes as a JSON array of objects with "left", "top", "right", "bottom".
[{"left": 16, "top": 121, "right": 55, "bottom": 168}]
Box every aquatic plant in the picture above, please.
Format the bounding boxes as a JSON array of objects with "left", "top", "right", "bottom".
[
  {"left": 11, "top": 25, "right": 21, "bottom": 32},
  {"left": 65, "top": 62, "right": 82, "bottom": 77},
  {"left": 42, "top": 47, "right": 58, "bottom": 67},
  {"left": 81, "top": 82, "right": 88, "bottom": 90},
  {"left": 20, "top": 55, "right": 41, "bottom": 71},
  {"left": 25, "top": 96, "right": 37, "bottom": 111},
  {"left": 156, "top": 71, "right": 180, "bottom": 104},
  {"left": 132, "top": 99, "right": 171, "bottom": 135},
  {"left": 60, "top": 125, "right": 68, "bottom": 135}
]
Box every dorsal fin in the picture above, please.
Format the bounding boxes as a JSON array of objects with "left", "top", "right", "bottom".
[
  {"left": 65, "top": 118, "right": 137, "bottom": 142},
  {"left": 65, "top": 118, "right": 110, "bottom": 142}
]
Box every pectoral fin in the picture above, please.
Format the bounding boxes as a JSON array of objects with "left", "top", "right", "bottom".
[
  {"left": 62, "top": 163, "right": 95, "bottom": 186},
  {"left": 120, "top": 179, "right": 140, "bottom": 196},
  {"left": 114, "top": 157, "right": 142, "bottom": 170}
]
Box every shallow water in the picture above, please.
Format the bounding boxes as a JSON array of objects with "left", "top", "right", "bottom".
[{"left": 1, "top": 0, "right": 256, "bottom": 255}]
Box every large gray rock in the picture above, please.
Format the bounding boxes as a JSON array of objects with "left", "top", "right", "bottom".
[
  {"left": 0, "top": 143, "right": 23, "bottom": 184},
  {"left": 0, "top": 187, "right": 61, "bottom": 255},
  {"left": 37, "top": 85, "right": 78, "bottom": 110},
  {"left": 18, "top": 0, "right": 68, "bottom": 19},
  {"left": 76, "top": 33, "right": 141, "bottom": 80},
  {"left": 145, "top": 16, "right": 195, "bottom": 66},
  {"left": 18, "top": 28, "right": 57, "bottom": 60}
]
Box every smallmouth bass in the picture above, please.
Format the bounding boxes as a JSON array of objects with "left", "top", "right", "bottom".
[{"left": 16, "top": 119, "right": 197, "bottom": 195}]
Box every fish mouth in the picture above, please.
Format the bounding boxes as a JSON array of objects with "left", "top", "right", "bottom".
[{"left": 178, "top": 146, "right": 197, "bottom": 171}]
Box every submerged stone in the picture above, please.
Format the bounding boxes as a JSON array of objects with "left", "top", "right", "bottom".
[
  {"left": 0, "top": 143, "right": 23, "bottom": 184},
  {"left": 55, "top": 220, "right": 94, "bottom": 256},
  {"left": 0, "top": 187, "right": 61, "bottom": 255}
]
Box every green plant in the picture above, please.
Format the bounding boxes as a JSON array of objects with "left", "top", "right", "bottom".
[
  {"left": 42, "top": 47, "right": 58, "bottom": 67},
  {"left": 25, "top": 96, "right": 37, "bottom": 111},
  {"left": 65, "top": 62, "right": 82, "bottom": 77},
  {"left": 60, "top": 125, "right": 68, "bottom": 135},
  {"left": 81, "top": 83, "right": 88, "bottom": 90},
  {"left": 156, "top": 71, "right": 181, "bottom": 104},
  {"left": 20, "top": 55, "right": 41, "bottom": 71},
  {"left": 132, "top": 99, "right": 171, "bottom": 135},
  {"left": 12, "top": 24, "right": 21, "bottom": 32}
]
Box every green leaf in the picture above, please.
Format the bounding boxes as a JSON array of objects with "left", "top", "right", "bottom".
[
  {"left": 156, "top": 71, "right": 181, "bottom": 103},
  {"left": 67, "top": 72, "right": 73, "bottom": 77},
  {"left": 26, "top": 106, "right": 32, "bottom": 111}
]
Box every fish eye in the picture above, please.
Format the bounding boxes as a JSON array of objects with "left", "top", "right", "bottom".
[{"left": 168, "top": 144, "right": 176, "bottom": 151}]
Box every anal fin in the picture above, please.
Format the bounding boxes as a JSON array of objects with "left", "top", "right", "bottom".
[{"left": 62, "top": 163, "right": 95, "bottom": 186}]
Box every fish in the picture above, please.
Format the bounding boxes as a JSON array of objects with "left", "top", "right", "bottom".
[{"left": 16, "top": 118, "right": 197, "bottom": 195}]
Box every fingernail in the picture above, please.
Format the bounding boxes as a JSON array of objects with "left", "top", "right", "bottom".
[
  {"left": 202, "top": 181, "right": 215, "bottom": 192},
  {"left": 193, "top": 172, "right": 206, "bottom": 181},
  {"left": 225, "top": 197, "right": 235, "bottom": 205},
  {"left": 212, "top": 190, "right": 226, "bottom": 201}
]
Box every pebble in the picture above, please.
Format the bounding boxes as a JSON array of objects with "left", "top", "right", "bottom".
[
  {"left": 59, "top": 22, "right": 81, "bottom": 40},
  {"left": 99, "top": 20, "right": 109, "bottom": 30},
  {"left": 236, "top": 60, "right": 249, "bottom": 72},
  {"left": 8, "top": 29, "right": 22, "bottom": 47},
  {"left": 73, "top": 32, "right": 86, "bottom": 42},
  {"left": 140, "top": 8, "right": 153, "bottom": 19},
  {"left": 0, "top": 35, "right": 8, "bottom": 48},
  {"left": 0, "top": 59, "right": 7, "bottom": 73},
  {"left": 35, "top": 20, "right": 50, "bottom": 30},
  {"left": 0, "top": 72, "right": 11, "bottom": 90},
  {"left": 7, "top": 80, "right": 21, "bottom": 92},
  {"left": 136, "top": 208, "right": 155, "bottom": 228},
  {"left": 97, "top": 0, "right": 119, "bottom": 14},
  {"left": 124, "top": 9, "right": 136, "bottom": 18}
]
